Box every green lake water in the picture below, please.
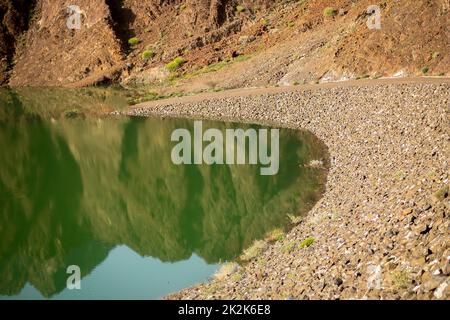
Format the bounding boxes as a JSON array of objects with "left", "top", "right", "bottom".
[{"left": 0, "top": 87, "right": 328, "bottom": 300}]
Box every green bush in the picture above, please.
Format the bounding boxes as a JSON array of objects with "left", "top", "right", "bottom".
[
  {"left": 128, "top": 37, "right": 140, "bottom": 46},
  {"left": 421, "top": 66, "right": 429, "bottom": 74},
  {"left": 240, "top": 240, "right": 267, "bottom": 261},
  {"left": 266, "top": 228, "right": 285, "bottom": 242},
  {"left": 234, "top": 54, "right": 250, "bottom": 62},
  {"left": 282, "top": 241, "right": 296, "bottom": 253},
  {"left": 287, "top": 213, "right": 303, "bottom": 224},
  {"left": 236, "top": 5, "right": 245, "bottom": 12},
  {"left": 299, "top": 236, "right": 315, "bottom": 248},
  {"left": 390, "top": 270, "right": 411, "bottom": 290},
  {"left": 323, "top": 7, "right": 337, "bottom": 17},
  {"left": 166, "top": 57, "right": 186, "bottom": 71},
  {"left": 434, "top": 185, "right": 449, "bottom": 201},
  {"left": 142, "top": 50, "right": 155, "bottom": 60},
  {"left": 432, "top": 52, "right": 440, "bottom": 59}
]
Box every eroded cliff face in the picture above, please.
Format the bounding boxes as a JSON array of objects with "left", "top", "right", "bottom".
[
  {"left": 4, "top": 0, "right": 274, "bottom": 86},
  {"left": 8, "top": 0, "right": 124, "bottom": 86},
  {"left": 0, "top": 0, "right": 36, "bottom": 85}
]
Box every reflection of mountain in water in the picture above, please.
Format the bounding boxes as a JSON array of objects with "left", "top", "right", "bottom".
[
  {"left": 0, "top": 86, "right": 129, "bottom": 119},
  {"left": 0, "top": 89, "right": 328, "bottom": 298}
]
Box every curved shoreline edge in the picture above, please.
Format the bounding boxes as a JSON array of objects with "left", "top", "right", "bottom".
[{"left": 122, "top": 79, "right": 449, "bottom": 300}]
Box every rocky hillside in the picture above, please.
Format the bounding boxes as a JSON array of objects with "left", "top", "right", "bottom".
[
  {"left": 0, "top": 0, "right": 36, "bottom": 85},
  {"left": 0, "top": 0, "right": 449, "bottom": 87}
]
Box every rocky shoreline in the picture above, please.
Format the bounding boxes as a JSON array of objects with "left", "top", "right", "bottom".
[{"left": 121, "top": 80, "right": 449, "bottom": 300}]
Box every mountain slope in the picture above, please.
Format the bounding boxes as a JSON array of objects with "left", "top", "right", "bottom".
[{"left": 1, "top": 0, "right": 449, "bottom": 87}]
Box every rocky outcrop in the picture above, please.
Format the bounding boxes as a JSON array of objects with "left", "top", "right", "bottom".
[
  {"left": 9, "top": 0, "right": 124, "bottom": 86},
  {"left": 0, "top": 0, "right": 36, "bottom": 85}
]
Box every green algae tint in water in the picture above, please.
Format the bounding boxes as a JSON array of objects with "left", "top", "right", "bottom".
[{"left": 0, "top": 88, "right": 328, "bottom": 300}]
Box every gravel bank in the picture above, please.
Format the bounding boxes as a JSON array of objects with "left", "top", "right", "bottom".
[{"left": 122, "top": 81, "right": 449, "bottom": 300}]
